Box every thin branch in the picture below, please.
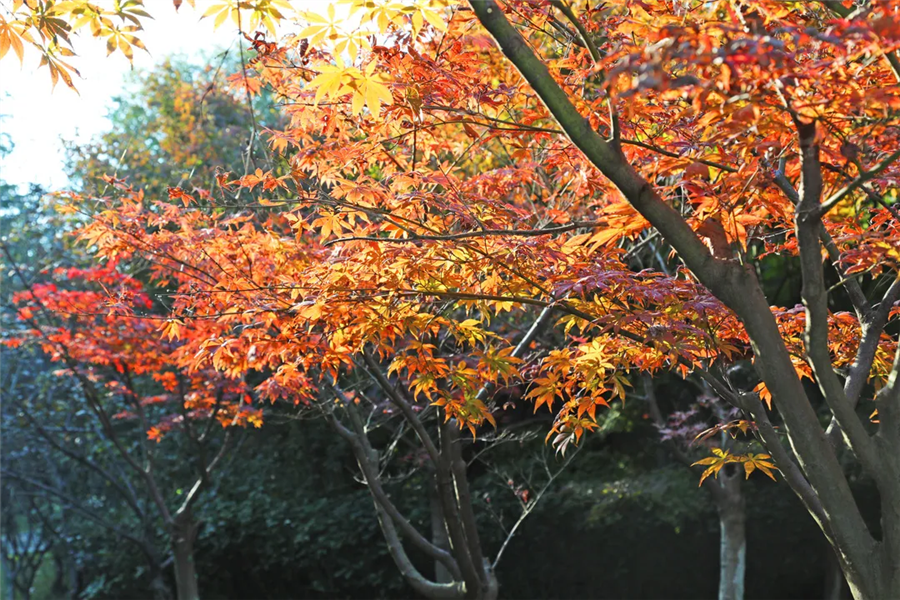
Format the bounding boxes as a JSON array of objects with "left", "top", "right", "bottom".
[
  {"left": 548, "top": 1, "right": 600, "bottom": 63},
  {"left": 622, "top": 138, "right": 737, "bottom": 173},
  {"left": 476, "top": 304, "right": 555, "bottom": 404},
  {"left": 794, "top": 120, "right": 881, "bottom": 478},
  {"left": 773, "top": 162, "right": 869, "bottom": 318},
  {"left": 16, "top": 398, "right": 145, "bottom": 520},
  {"left": 2, "top": 470, "right": 152, "bottom": 555},
  {"left": 327, "top": 388, "right": 461, "bottom": 579},
  {"left": 492, "top": 444, "right": 579, "bottom": 569},
  {"left": 816, "top": 149, "right": 900, "bottom": 217},
  {"left": 323, "top": 221, "right": 603, "bottom": 246}
]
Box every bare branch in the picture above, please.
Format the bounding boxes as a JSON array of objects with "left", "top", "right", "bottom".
[
  {"left": 15, "top": 397, "right": 145, "bottom": 520},
  {"left": 794, "top": 121, "right": 881, "bottom": 477},
  {"left": 360, "top": 353, "right": 442, "bottom": 465},
  {"left": 817, "top": 149, "right": 900, "bottom": 217},
  {"left": 492, "top": 444, "right": 579, "bottom": 569},
  {"left": 773, "top": 164, "right": 869, "bottom": 317},
  {"left": 327, "top": 388, "right": 462, "bottom": 579},
  {"left": 2, "top": 470, "right": 153, "bottom": 556},
  {"left": 837, "top": 276, "right": 900, "bottom": 410}
]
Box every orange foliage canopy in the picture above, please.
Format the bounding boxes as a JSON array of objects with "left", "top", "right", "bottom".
[
  {"left": 9, "top": 1, "right": 900, "bottom": 595},
  {"left": 10, "top": 261, "right": 262, "bottom": 440},
  {"left": 48, "top": 1, "right": 899, "bottom": 448}
]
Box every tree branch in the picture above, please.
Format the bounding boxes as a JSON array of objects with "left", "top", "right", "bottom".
[
  {"left": 468, "top": 2, "right": 877, "bottom": 578},
  {"left": 476, "top": 304, "right": 555, "bottom": 404},
  {"left": 548, "top": 1, "right": 600, "bottom": 62},
  {"left": 442, "top": 420, "right": 487, "bottom": 584},
  {"left": 773, "top": 163, "right": 869, "bottom": 318},
  {"left": 327, "top": 389, "right": 462, "bottom": 580},
  {"left": 435, "top": 419, "right": 485, "bottom": 594},
  {"left": 827, "top": 276, "right": 900, "bottom": 444},
  {"left": 794, "top": 121, "right": 881, "bottom": 477},
  {"left": 324, "top": 221, "right": 603, "bottom": 247},
  {"left": 361, "top": 353, "right": 442, "bottom": 466},
  {"left": 2, "top": 470, "right": 153, "bottom": 558},
  {"left": 816, "top": 149, "right": 900, "bottom": 217},
  {"left": 16, "top": 397, "right": 145, "bottom": 521},
  {"left": 492, "top": 444, "right": 579, "bottom": 570}
]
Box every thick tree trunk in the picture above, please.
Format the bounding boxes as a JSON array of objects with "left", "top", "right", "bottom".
[
  {"left": 479, "top": 567, "right": 499, "bottom": 600},
  {"left": 430, "top": 476, "right": 453, "bottom": 584},
  {"left": 876, "top": 473, "right": 900, "bottom": 600},
  {"left": 69, "top": 557, "right": 84, "bottom": 600},
  {"left": 718, "top": 511, "right": 746, "bottom": 600},
  {"left": 171, "top": 511, "right": 200, "bottom": 600},
  {"left": 715, "top": 472, "right": 746, "bottom": 600}
]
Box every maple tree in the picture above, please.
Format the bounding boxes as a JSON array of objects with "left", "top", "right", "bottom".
[
  {"left": 4, "top": 257, "right": 261, "bottom": 600},
  {"left": 7, "top": 0, "right": 900, "bottom": 598},
  {"left": 461, "top": 3, "right": 900, "bottom": 599}
]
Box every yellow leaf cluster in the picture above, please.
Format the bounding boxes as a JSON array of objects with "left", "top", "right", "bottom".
[
  {"left": 692, "top": 449, "right": 778, "bottom": 486},
  {"left": 202, "top": 0, "right": 293, "bottom": 36},
  {"left": 305, "top": 59, "right": 393, "bottom": 117}
]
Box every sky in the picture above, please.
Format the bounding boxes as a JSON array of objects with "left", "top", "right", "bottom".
[{"left": 0, "top": 2, "right": 318, "bottom": 191}]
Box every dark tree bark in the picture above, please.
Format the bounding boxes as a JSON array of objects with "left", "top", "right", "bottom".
[
  {"left": 430, "top": 474, "right": 454, "bottom": 585},
  {"left": 171, "top": 509, "right": 200, "bottom": 600}
]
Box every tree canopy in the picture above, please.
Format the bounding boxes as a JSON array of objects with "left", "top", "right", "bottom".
[{"left": 3, "top": 1, "right": 900, "bottom": 599}]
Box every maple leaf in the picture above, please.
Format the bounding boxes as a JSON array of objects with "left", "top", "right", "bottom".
[
  {"left": 742, "top": 453, "right": 778, "bottom": 481},
  {"left": 306, "top": 58, "right": 393, "bottom": 117},
  {"left": 692, "top": 448, "right": 735, "bottom": 487},
  {"left": 159, "top": 319, "right": 184, "bottom": 341},
  {"left": 146, "top": 426, "right": 163, "bottom": 443},
  {"left": 298, "top": 4, "right": 344, "bottom": 45}
]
